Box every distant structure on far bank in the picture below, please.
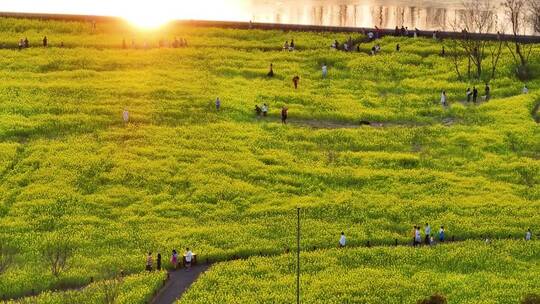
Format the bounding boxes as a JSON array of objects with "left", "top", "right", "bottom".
[{"left": 248, "top": 0, "right": 539, "bottom": 35}]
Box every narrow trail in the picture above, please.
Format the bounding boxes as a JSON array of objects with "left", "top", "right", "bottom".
[
  {"left": 253, "top": 115, "right": 435, "bottom": 129},
  {"left": 151, "top": 265, "right": 210, "bottom": 304}
]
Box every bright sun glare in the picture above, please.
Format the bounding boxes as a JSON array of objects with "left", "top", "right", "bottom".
[
  {"left": 122, "top": 9, "right": 175, "bottom": 29},
  {"left": 118, "top": 0, "right": 250, "bottom": 29}
]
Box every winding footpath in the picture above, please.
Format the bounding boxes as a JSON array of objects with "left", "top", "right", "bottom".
[{"left": 151, "top": 265, "right": 210, "bottom": 304}]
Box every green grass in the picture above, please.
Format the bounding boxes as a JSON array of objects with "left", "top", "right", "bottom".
[{"left": 0, "top": 17, "right": 538, "bottom": 302}]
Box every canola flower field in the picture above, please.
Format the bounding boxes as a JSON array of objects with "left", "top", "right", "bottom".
[
  {"left": 180, "top": 241, "right": 540, "bottom": 304},
  {"left": 0, "top": 17, "right": 538, "bottom": 303}
]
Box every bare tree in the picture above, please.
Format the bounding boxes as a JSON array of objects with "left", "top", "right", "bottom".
[
  {"left": 0, "top": 243, "right": 17, "bottom": 275},
  {"left": 488, "top": 39, "right": 504, "bottom": 78},
  {"left": 41, "top": 237, "right": 73, "bottom": 277},
  {"left": 447, "top": 39, "right": 465, "bottom": 79},
  {"left": 455, "top": 0, "right": 495, "bottom": 78},
  {"left": 530, "top": 0, "right": 540, "bottom": 33},
  {"left": 503, "top": 0, "right": 534, "bottom": 79}
]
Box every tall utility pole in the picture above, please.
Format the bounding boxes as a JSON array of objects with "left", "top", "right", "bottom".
[{"left": 296, "top": 207, "right": 300, "bottom": 304}]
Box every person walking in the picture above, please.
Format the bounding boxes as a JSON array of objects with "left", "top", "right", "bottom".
[
  {"left": 171, "top": 249, "right": 179, "bottom": 269},
  {"left": 473, "top": 87, "right": 478, "bottom": 103},
  {"left": 262, "top": 103, "right": 268, "bottom": 117},
  {"left": 526, "top": 229, "right": 532, "bottom": 241},
  {"left": 267, "top": 63, "right": 274, "bottom": 77},
  {"left": 414, "top": 226, "right": 421, "bottom": 246},
  {"left": 396, "top": 44, "right": 400, "bottom": 52},
  {"left": 466, "top": 88, "right": 472, "bottom": 102},
  {"left": 122, "top": 109, "right": 129, "bottom": 124},
  {"left": 215, "top": 97, "right": 221, "bottom": 111},
  {"left": 440, "top": 91, "right": 448, "bottom": 107},
  {"left": 292, "top": 75, "right": 300, "bottom": 89},
  {"left": 157, "top": 253, "right": 162, "bottom": 271},
  {"left": 42, "top": 36, "right": 48, "bottom": 47},
  {"left": 146, "top": 252, "right": 153, "bottom": 271},
  {"left": 438, "top": 226, "right": 445, "bottom": 242},
  {"left": 255, "top": 105, "right": 262, "bottom": 116},
  {"left": 424, "top": 223, "right": 431, "bottom": 245},
  {"left": 322, "top": 63, "right": 328, "bottom": 79},
  {"left": 485, "top": 83, "right": 491, "bottom": 101},
  {"left": 184, "top": 248, "right": 193, "bottom": 271},
  {"left": 339, "top": 232, "right": 346, "bottom": 248},
  {"left": 281, "top": 107, "right": 288, "bottom": 124}
]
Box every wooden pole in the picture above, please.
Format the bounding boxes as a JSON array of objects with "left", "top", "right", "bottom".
[{"left": 296, "top": 207, "right": 300, "bottom": 304}]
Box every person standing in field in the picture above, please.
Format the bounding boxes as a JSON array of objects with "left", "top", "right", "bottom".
[
  {"left": 292, "top": 75, "right": 300, "bottom": 89},
  {"left": 484, "top": 83, "right": 491, "bottom": 101},
  {"left": 526, "top": 229, "right": 532, "bottom": 241},
  {"left": 424, "top": 223, "right": 431, "bottom": 245},
  {"left": 283, "top": 41, "right": 289, "bottom": 51},
  {"left": 146, "top": 252, "right": 153, "bottom": 271},
  {"left": 122, "top": 109, "right": 129, "bottom": 124},
  {"left": 184, "top": 248, "right": 193, "bottom": 271},
  {"left": 322, "top": 63, "right": 328, "bottom": 79},
  {"left": 267, "top": 63, "right": 274, "bottom": 77},
  {"left": 415, "top": 226, "right": 422, "bottom": 246},
  {"left": 215, "top": 97, "right": 221, "bottom": 111},
  {"left": 396, "top": 44, "right": 400, "bottom": 52},
  {"left": 438, "top": 226, "right": 445, "bottom": 242},
  {"left": 255, "top": 105, "right": 262, "bottom": 116},
  {"left": 412, "top": 226, "right": 417, "bottom": 246},
  {"left": 290, "top": 39, "right": 295, "bottom": 51},
  {"left": 339, "top": 232, "right": 346, "bottom": 248},
  {"left": 171, "top": 249, "right": 179, "bottom": 269},
  {"left": 473, "top": 87, "right": 479, "bottom": 103},
  {"left": 18, "top": 38, "right": 23, "bottom": 50},
  {"left": 262, "top": 103, "right": 268, "bottom": 117},
  {"left": 466, "top": 88, "right": 472, "bottom": 103},
  {"left": 157, "top": 253, "right": 162, "bottom": 271},
  {"left": 440, "top": 91, "right": 448, "bottom": 107},
  {"left": 522, "top": 85, "right": 529, "bottom": 94},
  {"left": 281, "top": 107, "right": 288, "bottom": 124},
  {"left": 42, "top": 36, "right": 48, "bottom": 47},
  {"left": 24, "top": 37, "right": 29, "bottom": 48}
]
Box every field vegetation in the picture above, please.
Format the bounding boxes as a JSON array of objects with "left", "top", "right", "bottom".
[{"left": 0, "top": 17, "right": 538, "bottom": 303}]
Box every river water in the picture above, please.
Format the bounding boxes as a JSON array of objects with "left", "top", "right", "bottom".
[{"left": 243, "top": 0, "right": 533, "bottom": 34}]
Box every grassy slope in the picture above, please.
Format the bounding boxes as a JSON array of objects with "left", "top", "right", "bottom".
[{"left": 0, "top": 17, "right": 538, "bottom": 301}]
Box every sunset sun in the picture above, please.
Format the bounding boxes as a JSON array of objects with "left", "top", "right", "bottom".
[{"left": 121, "top": 4, "right": 176, "bottom": 29}]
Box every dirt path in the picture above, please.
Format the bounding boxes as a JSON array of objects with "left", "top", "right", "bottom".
[
  {"left": 151, "top": 265, "right": 210, "bottom": 304},
  {"left": 255, "top": 116, "right": 432, "bottom": 129}
]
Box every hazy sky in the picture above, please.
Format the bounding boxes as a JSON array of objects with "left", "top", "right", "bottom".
[{"left": 1, "top": 0, "right": 251, "bottom": 21}]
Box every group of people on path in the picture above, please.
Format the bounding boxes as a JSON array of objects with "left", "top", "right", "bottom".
[
  {"left": 338, "top": 226, "right": 534, "bottom": 248},
  {"left": 122, "top": 37, "right": 188, "bottom": 49},
  {"left": 17, "top": 36, "right": 57, "bottom": 49},
  {"left": 412, "top": 224, "right": 445, "bottom": 246},
  {"left": 441, "top": 84, "right": 492, "bottom": 107},
  {"left": 254, "top": 103, "right": 288, "bottom": 124},
  {"left": 283, "top": 39, "right": 296, "bottom": 51},
  {"left": 146, "top": 248, "right": 194, "bottom": 272}
]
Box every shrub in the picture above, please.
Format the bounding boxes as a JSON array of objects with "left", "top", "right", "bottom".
[{"left": 417, "top": 294, "right": 447, "bottom": 304}]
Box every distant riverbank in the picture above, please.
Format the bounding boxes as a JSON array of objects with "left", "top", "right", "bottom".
[{"left": 1, "top": 11, "right": 539, "bottom": 43}]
